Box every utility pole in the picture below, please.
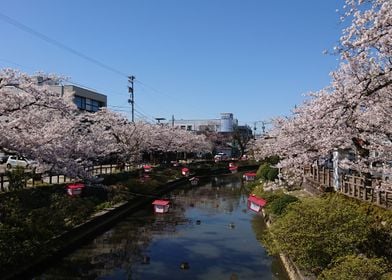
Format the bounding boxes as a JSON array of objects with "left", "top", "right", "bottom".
[
  {"left": 128, "top": 75, "right": 135, "bottom": 122},
  {"left": 172, "top": 115, "right": 175, "bottom": 127},
  {"left": 253, "top": 120, "right": 270, "bottom": 138},
  {"left": 253, "top": 122, "right": 257, "bottom": 140}
]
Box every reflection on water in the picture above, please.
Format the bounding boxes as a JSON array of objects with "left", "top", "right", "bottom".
[{"left": 36, "top": 174, "right": 289, "bottom": 280}]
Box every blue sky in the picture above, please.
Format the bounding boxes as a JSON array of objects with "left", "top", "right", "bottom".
[{"left": 0, "top": 0, "right": 345, "bottom": 131}]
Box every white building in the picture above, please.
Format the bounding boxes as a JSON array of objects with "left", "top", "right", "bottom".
[{"left": 172, "top": 113, "right": 236, "bottom": 132}]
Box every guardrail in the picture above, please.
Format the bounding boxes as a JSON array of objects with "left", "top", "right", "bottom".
[{"left": 0, "top": 164, "right": 133, "bottom": 192}]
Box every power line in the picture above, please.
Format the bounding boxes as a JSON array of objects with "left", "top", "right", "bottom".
[
  {"left": 135, "top": 104, "right": 155, "bottom": 120},
  {"left": 135, "top": 79, "right": 211, "bottom": 118},
  {"left": 0, "top": 14, "right": 171, "bottom": 118},
  {"left": 109, "top": 105, "right": 155, "bottom": 123},
  {"left": 0, "top": 57, "right": 126, "bottom": 98},
  {"left": 0, "top": 12, "right": 212, "bottom": 120},
  {"left": 135, "top": 109, "right": 156, "bottom": 123},
  {"left": 135, "top": 111, "right": 154, "bottom": 123},
  {"left": 0, "top": 11, "right": 128, "bottom": 78}
]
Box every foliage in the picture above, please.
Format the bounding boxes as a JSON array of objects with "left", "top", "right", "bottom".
[
  {"left": 50, "top": 193, "right": 97, "bottom": 227},
  {"left": 264, "top": 195, "right": 373, "bottom": 274},
  {"left": 246, "top": 181, "right": 263, "bottom": 194},
  {"left": 5, "top": 166, "right": 29, "bottom": 190},
  {"left": 266, "top": 155, "right": 280, "bottom": 165},
  {"left": 267, "top": 168, "right": 279, "bottom": 181},
  {"left": 267, "top": 194, "right": 299, "bottom": 216},
  {"left": 232, "top": 125, "right": 254, "bottom": 157},
  {"left": 256, "top": 163, "right": 270, "bottom": 180},
  {"left": 318, "top": 255, "right": 389, "bottom": 280},
  {"left": 256, "top": 163, "right": 278, "bottom": 181},
  {"left": 0, "top": 223, "right": 41, "bottom": 274}
]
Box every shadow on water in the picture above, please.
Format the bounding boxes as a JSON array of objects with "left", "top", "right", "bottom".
[{"left": 35, "top": 174, "right": 289, "bottom": 280}]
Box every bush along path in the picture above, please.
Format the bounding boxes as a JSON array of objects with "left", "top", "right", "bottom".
[
  {"left": 249, "top": 177, "right": 392, "bottom": 280},
  {"left": 0, "top": 161, "right": 257, "bottom": 279}
]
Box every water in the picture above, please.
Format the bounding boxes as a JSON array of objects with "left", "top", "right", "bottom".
[{"left": 36, "top": 174, "right": 289, "bottom": 279}]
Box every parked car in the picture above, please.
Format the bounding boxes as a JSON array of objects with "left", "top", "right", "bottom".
[
  {"left": 0, "top": 153, "right": 8, "bottom": 164},
  {"left": 6, "top": 155, "right": 38, "bottom": 170},
  {"left": 214, "top": 153, "right": 228, "bottom": 161}
]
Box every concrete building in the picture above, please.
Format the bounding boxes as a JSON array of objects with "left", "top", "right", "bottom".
[
  {"left": 171, "top": 113, "right": 254, "bottom": 158},
  {"left": 33, "top": 76, "right": 107, "bottom": 112},
  {"left": 172, "top": 113, "right": 236, "bottom": 132},
  {"left": 59, "top": 85, "right": 107, "bottom": 112}
]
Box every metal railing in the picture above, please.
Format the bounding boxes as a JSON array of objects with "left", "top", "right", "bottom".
[{"left": 0, "top": 163, "right": 134, "bottom": 192}]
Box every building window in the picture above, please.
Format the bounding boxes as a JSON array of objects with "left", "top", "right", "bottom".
[
  {"left": 85, "top": 98, "right": 93, "bottom": 111},
  {"left": 93, "top": 100, "right": 101, "bottom": 112},
  {"left": 75, "top": 96, "right": 86, "bottom": 110},
  {"left": 180, "top": 125, "right": 186, "bottom": 130},
  {"left": 187, "top": 125, "right": 192, "bottom": 131},
  {"left": 75, "top": 96, "right": 102, "bottom": 112}
]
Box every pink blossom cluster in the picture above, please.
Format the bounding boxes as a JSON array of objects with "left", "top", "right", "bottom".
[
  {"left": 254, "top": 0, "right": 391, "bottom": 180},
  {"left": 0, "top": 69, "right": 212, "bottom": 179}
]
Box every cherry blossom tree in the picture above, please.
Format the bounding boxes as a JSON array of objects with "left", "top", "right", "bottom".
[
  {"left": 254, "top": 0, "right": 391, "bottom": 180},
  {"left": 1, "top": 69, "right": 213, "bottom": 179},
  {"left": 142, "top": 125, "right": 212, "bottom": 161},
  {"left": 0, "top": 69, "right": 81, "bottom": 173}
]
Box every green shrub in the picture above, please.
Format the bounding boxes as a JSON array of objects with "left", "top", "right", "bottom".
[
  {"left": 319, "top": 255, "right": 388, "bottom": 280},
  {"left": 267, "top": 168, "right": 279, "bottom": 181},
  {"left": 256, "top": 163, "right": 270, "bottom": 180},
  {"left": 0, "top": 224, "right": 41, "bottom": 274},
  {"left": 267, "top": 194, "right": 299, "bottom": 216},
  {"left": 264, "top": 195, "right": 374, "bottom": 274},
  {"left": 260, "top": 189, "right": 285, "bottom": 204},
  {"left": 256, "top": 163, "right": 278, "bottom": 181}
]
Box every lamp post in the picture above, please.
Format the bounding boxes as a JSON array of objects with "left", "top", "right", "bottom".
[
  {"left": 155, "top": 117, "right": 166, "bottom": 125},
  {"left": 333, "top": 149, "right": 339, "bottom": 191}
]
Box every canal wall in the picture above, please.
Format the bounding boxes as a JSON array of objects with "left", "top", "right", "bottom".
[{"left": 6, "top": 165, "right": 258, "bottom": 280}]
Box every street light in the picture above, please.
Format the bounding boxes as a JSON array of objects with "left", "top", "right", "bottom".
[{"left": 155, "top": 117, "right": 166, "bottom": 125}]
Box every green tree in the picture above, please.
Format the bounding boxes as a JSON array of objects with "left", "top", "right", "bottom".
[
  {"left": 318, "top": 255, "right": 389, "bottom": 280},
  {"left": 256, "top": 163, "right": 270, "bottom": 180},
  {"left": 232, "top": 125, "right": 253, "bottom": 157},
  {"left": 256, "top": 163, "right": 278, "bottom": 181},
  {"left": 264, "top": 195, "right": 372, "bottom": 274}
]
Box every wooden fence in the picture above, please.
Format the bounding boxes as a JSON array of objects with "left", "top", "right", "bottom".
[
  {"left": 304, "top": 166, "right": 392, "bottom": 209},
  {"left": 0, "top": 163, "right": 134, "bottom": 192}
]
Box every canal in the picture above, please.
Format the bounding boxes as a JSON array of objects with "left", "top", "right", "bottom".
[{"left": 35, "top": 174, "right": 289, "bottom": 279}]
